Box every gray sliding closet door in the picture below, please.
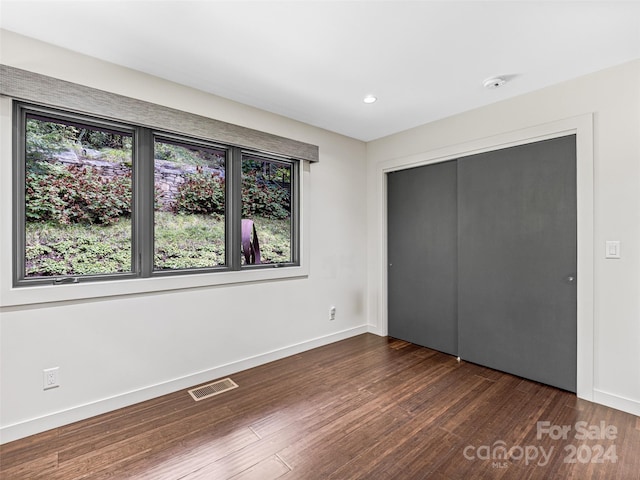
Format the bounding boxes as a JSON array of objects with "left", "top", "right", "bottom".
[
  {"left": 457, "top": 136, "right": 577, "bottom": 392},
  {"left": 387, "top": 161, "right": 458, "bottom": 356}
]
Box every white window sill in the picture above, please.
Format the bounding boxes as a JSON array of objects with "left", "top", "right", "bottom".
[{"left": 0, "top": 265, "right": 309, "bottom": 307}]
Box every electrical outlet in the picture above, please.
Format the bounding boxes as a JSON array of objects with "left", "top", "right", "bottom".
[
  {"left": 43, "top": 367, "right": 60, "bottom": 390},
  {"left": 329, "top": 306, "right": 336, "bottom": 321}
]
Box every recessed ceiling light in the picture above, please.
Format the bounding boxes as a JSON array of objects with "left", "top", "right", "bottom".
[{"left": 363, "top": 95, "right": 377, "bottom": 104}]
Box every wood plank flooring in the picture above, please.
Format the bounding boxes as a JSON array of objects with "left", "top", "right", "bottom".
[{"left": 2, "top": 334, "right": 639, "bottom": 479}]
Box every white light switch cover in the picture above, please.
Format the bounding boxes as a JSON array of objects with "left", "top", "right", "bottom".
[{"left": 605, "top": 240, "right": 621, "bottom": 259}]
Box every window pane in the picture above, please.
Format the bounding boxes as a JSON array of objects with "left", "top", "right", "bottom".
[
  {"left": 24, "top": 115, "right": 133, "bottom": 278},
  {"left": 241, "top": 155, "right": 292, "bottom": 265},
  {"left": 154, "top": 139, "right": 226, "bottom": 270}
]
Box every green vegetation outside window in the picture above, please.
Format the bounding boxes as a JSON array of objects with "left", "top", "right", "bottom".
[
  {"left": 23, "top": 114, "right": 134, "bottom": 279},
  {"left": 241, "top": 155, "right": 294, "bottom": 265},
  {"left": 14, "top": 102, "right": 300, "bottom": 287},
  {"left": 154, "top": 138, "right": 227, "bottom": 271}
]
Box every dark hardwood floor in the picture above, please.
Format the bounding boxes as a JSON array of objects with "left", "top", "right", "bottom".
[{"left": 2, "top": 334, "right": 639, "bottom": 479}]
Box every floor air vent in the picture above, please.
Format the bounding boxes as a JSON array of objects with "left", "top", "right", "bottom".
[{"left": 188, "top": 378, "right": 238, "bottom": 401}]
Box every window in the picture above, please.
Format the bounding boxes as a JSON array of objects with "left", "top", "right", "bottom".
[
  {"left": 19, "top": 111, "right": 134, "bottom": 282},
  {"left": 241, "top": 154, "right": 296, "bottom": 266},
  {"left": 153, "top": 137, "right": 228, "bottom": 271},
  {"left": 14, "top": 102, "right": 300, "bottom": 287}
]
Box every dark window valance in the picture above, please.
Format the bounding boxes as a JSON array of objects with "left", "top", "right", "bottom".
[{"left": 0, "top": 64, "right": 319, "bottom": 162}]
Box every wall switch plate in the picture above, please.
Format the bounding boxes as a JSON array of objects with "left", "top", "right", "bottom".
[
  {"left": 43, "top": 367, "right": 60, "bottom": 390},
  {"left": 605, "top": 240, "right": 621, "bottom": 259}
]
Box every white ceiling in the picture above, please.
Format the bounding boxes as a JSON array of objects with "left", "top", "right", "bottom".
[{"left": 1, "top": 1, "right": 639, "bottom": 141}]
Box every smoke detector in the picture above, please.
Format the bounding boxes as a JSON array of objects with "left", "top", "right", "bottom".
[{"left": 483, "top": 76, "right": 507, "bottom": 89}]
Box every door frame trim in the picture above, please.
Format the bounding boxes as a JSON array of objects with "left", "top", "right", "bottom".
[{"left": 370, "top": 114, "right": 594, "bottom": 401}]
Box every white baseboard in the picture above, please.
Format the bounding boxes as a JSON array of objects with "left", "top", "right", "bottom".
[
  {"left": 0, "top": 325, "right": 369, "bottom": 444},
  {"left": 7, "top": 327, "right": 634, "bottom": 446},
  {"left": 367, "top": 323, "right": 384, "bottom": 336},
  {"left": 593, "top": 388, "right": 640, "bottom": 417}
]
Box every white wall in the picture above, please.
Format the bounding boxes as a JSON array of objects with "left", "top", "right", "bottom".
[
  {"left": 366, "top": 60, "right": 640, "bottom": 416},
  {"left": 0, "top": 31, "right": 368, "bottom": 443}
]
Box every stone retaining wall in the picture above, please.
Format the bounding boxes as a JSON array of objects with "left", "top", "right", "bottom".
[{"left": 47, "top": 152, "right": 223, "bottom": 210}]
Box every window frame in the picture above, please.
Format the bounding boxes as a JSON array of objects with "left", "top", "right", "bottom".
[
  {"left": 13, "top": 102, "right": 139, "bottom": 286},
  {"left": 11, "top": 100, "right": 304, "bottom": 292},
  {"left": 148, "top": 132, "right": 232, "bottom": 276},
  {"left": 239, "top": 150, "right": 300, "bottom": 270}
]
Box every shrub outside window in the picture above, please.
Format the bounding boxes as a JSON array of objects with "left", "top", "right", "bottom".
[
  {"left": 241, "top": 154, "right": 294, "bottom": 266},
  {"left": 154, "top": 138, "right": 227, "bottom": 271},
  {"left": 21, "top": 113, "right": 134, "bottom": 280},
  {"left": 14, "top": 102, "right": 300, "bottom": 287}
]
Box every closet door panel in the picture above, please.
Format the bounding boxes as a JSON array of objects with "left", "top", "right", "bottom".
[
  {"left": 387, "top": 161, "right": 458, "bottom": 355},
  {"left": 457, "top": 136, "right": 577, "bottom": 392}
]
